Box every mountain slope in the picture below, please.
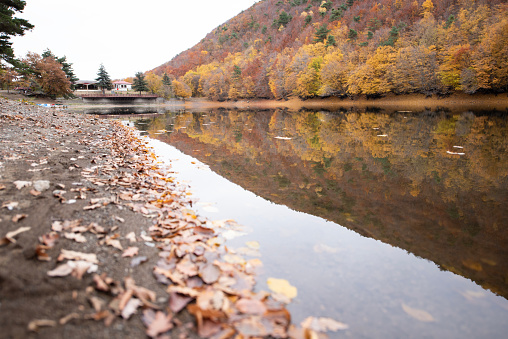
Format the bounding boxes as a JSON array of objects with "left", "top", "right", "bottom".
[{"left": 149, "top": 0, "right": 508, "bottom": 100}]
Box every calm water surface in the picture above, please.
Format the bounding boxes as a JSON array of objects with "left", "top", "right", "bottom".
[{"left": 80, "top": 106, "right": 508, "bottom": 338}]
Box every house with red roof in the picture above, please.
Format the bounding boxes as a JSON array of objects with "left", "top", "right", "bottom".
[{"left": 113, "top": 80, "right": 132, "bottom": 91}]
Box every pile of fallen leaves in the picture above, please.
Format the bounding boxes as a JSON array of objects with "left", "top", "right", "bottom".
[{"left": 0, "top": 98, "right": 348, "bottom": 338}]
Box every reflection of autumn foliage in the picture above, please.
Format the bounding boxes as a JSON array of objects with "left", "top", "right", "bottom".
[
  {"left": 148, "top": 108, "right": 508, "bottom": 298},
  {"left": 150, "top": 0, "right": 508, "bottom": 99}
]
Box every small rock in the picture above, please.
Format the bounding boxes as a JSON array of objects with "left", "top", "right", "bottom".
[{"left": 33, "top": 180, "right": 50, "bottom": 192}]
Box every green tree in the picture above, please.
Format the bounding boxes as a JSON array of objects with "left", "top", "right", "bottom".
[
  {"left": 314, "top": 25, "right": 331, "bottom": 43},
  {"left": 162, "top": 73, "right": 172, "bottom": 86},
  {"left": 95, "top": 64, "right": 112, "bottom": 94},
  {"left": 0, "top": 0, "right": 34, "bottom": 64},
  {"left": 132, "top": 72, "right": 149, "bottom": 94}
]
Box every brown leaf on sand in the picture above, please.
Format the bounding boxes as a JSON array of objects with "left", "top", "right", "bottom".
[
  {"left": 58, "top": 249, "right": 98, "bottom": 264},
  {"left": 36, "top": 245, "right": 51, "bottom": 261},
  {"left": 13, "top": 180, "right": 32, "bottom": 190},
  {"left": 64, "top": 232, "right": 87, "bottom": 243},
  {"left": 30, "top": 189, "right": 41, "bottom": 196},
  {"left": 105, "top": 236, "right": 123, "bottom": 250},
  {"left": 146, "top": 311, "right": 173, "bottom": 338},
  {"left": 28, "top": 319, "right": 57, "bottom": 332},
  {"left": 121, "top": 298, "right": 142, "bottom": 319},
  {"left": 169, "top": 292, "right": 193, "bottom": 313},
  {"left": 401, "top": 303, "right": 435, "bottom": 322},
  {"left": 12, "top": 214, "right": 28, "bottom": 222},
  {"left": 59, "top": 313, "right": 80, "bottom": 325},
  {"left": 93, "top": 274, "right": 110, "bottom": 292},
  {"left": 40, "top": 233, "right": 59, "bottom": 247},
  {"left": 122, "top": 246, "right": 139, "bottom": 258},
  {"left": 2, "top": 226, "right": 31, "bottom": 244},
  {"left": 47, "top": 263, "right": 73, "bottom": 277}
]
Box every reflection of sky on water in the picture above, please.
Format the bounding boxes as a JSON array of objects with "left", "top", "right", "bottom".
[{"left": 147, "top": 137, "right": 508, "bottom": 339}]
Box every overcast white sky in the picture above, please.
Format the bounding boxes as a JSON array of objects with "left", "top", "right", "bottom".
[{"left": 10, "top": 0, "right": 259, "bottom": 80}]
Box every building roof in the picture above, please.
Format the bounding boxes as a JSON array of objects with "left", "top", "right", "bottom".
[
  {"left": 113, "top": 81, "right": 132, "bottom": 85},
  {"left": 76, "top": 80, "right": 98, "bottom": 85}
]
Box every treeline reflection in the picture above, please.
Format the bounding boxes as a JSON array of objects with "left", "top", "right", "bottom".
[{"left": 136, "top": 108, "right": 508, "bottom": 299}]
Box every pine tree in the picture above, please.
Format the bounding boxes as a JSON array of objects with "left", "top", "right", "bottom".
[
  {"left": 57, "top": 56, "right": 79, "bottom": 89},
  {"left": 0, "top": 0, "right": 34, "bottom": 64},
  {"left": 314, "top": 25, "right": 331, "bottom": 43},
  {"left": 162, "top": 73, "right": 172, "bottom": 86},
  {"left": 132, "top": 72, "right": 149, "bottom": 94},
  {"left": 95, "top": 64, "right": 112, "bottom": 94}
]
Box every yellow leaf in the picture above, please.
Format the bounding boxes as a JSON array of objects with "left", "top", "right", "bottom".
[{"left": 267, "top": 278, "right": 297, "bottom": 299}]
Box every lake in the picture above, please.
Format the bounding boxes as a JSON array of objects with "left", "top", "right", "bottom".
[{"left": 76, "top": 106, "right": 508, "bottom": 338}]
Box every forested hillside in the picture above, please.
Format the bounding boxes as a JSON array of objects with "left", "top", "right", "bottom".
[{"left": 148, "top": 0, "right": 507, "bottom": 100}]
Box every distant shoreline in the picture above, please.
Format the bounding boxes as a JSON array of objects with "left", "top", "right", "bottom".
[{"left": 2, "top": 90, "right": 507, "bottom": 112}]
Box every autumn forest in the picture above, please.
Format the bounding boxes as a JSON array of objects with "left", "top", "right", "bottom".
[{"left": 146, "top": 0, "right": 507, "bottom": 101}]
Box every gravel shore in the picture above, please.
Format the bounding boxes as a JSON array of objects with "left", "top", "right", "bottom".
[{"left": 0, "top": 97, "right": 300, "bottom": 339}]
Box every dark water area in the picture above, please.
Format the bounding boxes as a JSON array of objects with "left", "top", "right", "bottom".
[{"left": 77, "top": 106, "right": 508, "bottom": 338}]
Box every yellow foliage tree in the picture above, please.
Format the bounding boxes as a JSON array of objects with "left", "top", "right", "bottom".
[
  {"left": 145, "top": 73, "right": 163, "bottom": 96},
  {"left": 172, "top": 79, "right": 192, "bottom": 98}
]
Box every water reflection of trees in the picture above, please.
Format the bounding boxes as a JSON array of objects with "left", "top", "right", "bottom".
[{"left": 148, "top": 109, "right": 508, "bottom": 299}]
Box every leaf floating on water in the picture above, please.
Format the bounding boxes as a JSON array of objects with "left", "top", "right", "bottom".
[
  {"left": 301, "top": 316, "right": 349, "bottom": 332},
  {"left": 245, "top": 241, "right": 260, "bottom": 250},
  {"left": 446, "top": 151, "right": 465, "bottom": 156},
  {"left": 267, "top": 278, "right": 297, "bottom": 300},
  {"left": 401, "top": 303, "right": 435, "bottom": 322}
]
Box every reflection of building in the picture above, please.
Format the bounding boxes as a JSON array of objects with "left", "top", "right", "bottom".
[
  {"left": 75, "top": 80, "right": 99, "bottom": 91},
  {"left": 113, "top": 80, "right": 132, "bottom": 91}
]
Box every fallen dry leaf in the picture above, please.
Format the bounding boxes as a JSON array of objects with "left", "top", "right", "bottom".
[
  {"left": 301, "top": 317, "right": 349, "bottom": 332},
  {"left": 2, "top": 201, "right": 19, "bottom": 210},
  {"left": 28, "top": 319, "right": 57, "bottom": 332},
  {"left": 401, "top": 303, "right": 435, "bottom": 322},
  {"left": 122, "top": 246, "right": 139, "bottom": 258},
  {"left": 236, "top": 298, "right": 267, "bottom": 315},
  {"left": 122, "top": 298, "right": 142, "bottom": 319},
  {"left": 4, "top": 226, "right": 31, "bottom": 244},
  {"left": 105, "top": 236, "right": 123, "bottom": 250},
  {"left": 267, "top": 278, "right": 297, "bottom": 301},
  {"left": 199, "top": 263, "right": 221, "bottom": 284},
  {"left": 64, "top": 232, "right": 87, "bottom": 243},
  {"left": 29, "top": 189, "right": 41, "bottom": 196},
  {"left": 12, "top": 214, "right": 28, "bottom": 222},
  {"left": 169, "top": 292, "right": 193, "bottom": 313},
  {"left": 146, "top": 311, "right": 173, "bottom": 338},
  {"left": 47, "top": 263, "right": 74, "bottom": 277},
  {"left": 59, "top": 313, "right": 80, "bottom": 325},
  {"left": 58, "top": 249, "right": 98, "bottom": 264},
  {"left": 14, "top": 180, "right": 32, "bottom": 190},
  {"left": 126, "top": 232, "right": 137, "bottom": 243}
]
